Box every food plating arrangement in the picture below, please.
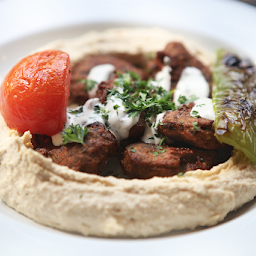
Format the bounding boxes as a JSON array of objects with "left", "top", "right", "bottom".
[{"left": 0, "top": 28, "right": 256, "bottom": 238}]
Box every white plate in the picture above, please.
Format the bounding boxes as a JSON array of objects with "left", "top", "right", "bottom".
[{"left": 1, "top": 1, "right": 256, "bottom": 255}]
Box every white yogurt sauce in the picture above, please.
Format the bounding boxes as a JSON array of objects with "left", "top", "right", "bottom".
[
  {"left": 52, "top": 94, "right": 140, "bottom": 145},
  {"left": 105, "top": 95, "right": 139, "bottom": 141},
  {"left": 52, "top": 98, "right": 104, "bottom": 146},
  {"left": 155, "top": 56, "right": 172, "bottom": 91},
  {"left": 51, "top": 133, "right": 64, "bottom": 147},
  {"left": 87, "top": 64, "right": 115, "bottom": 98},
  {"left": 173, "top": 67, "right": 210, "bottom": 105},
  {"left": 141, "top": 113, "right": 165, "bottom": 144},
  {"left": 66, "top": 98, "right": 104, "bottom": 127},
  {"left": 190, "top": 97, "right": 215, "bottom": 121}
]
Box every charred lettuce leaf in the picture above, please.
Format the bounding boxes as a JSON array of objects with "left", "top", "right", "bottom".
[{"left": 213, "top": 49, "right": 256, "bottom": 163}]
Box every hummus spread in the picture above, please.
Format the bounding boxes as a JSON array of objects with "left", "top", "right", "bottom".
[{"left": 0, "top": 27, "right": 256, "bottom": 238}]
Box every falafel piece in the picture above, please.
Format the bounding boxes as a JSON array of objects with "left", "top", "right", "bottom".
[
  {"left": 70, "top": 55, "right": 149, "bottom": 105},
  {"left": 147, "top": 42, "right": 212, "bottom": 93},
  {"left": 121, "top": 143, "right": 231, "bottom": 179},
  {"left": 128, "top": 112, "right": 146, "bottom": 139},
  {"left": 158, "top": 103, "right": 224, "bottom": 150},
  {"left": 95, "top": 80, "right": 114, "bottom": 104},
  {"left": 33, "top": 122, "right": 118, "bottom": 175}
]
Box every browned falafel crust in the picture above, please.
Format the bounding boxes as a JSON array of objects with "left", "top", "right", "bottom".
[
  {"left": 70, "top": 55, "right": 148, "bottom": 105},
  {"left": 158, "top": 103, "right": 225, "bottom": 149},
  {"left": 32, "top": 122, "right": 118, "bottom": 174},
  {"left": 121, "top": 142, "right": 232, "bottom": 179}
]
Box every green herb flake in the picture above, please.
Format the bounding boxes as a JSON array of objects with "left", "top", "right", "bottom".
[
  {"left": 79, "top": 194, "right": 83, "bottom": 199},
  {"left": 114, "top": 104, "right": 120, "bottom": 110},
  {"left": 153, "top": 148, "right": 166, "bottom": 156},
  {"left": 191, "top": 110, "right": 200, "bottom": 118},
  {"left": 189, "top": 95, "right": 199, "bottom": 102},
  {"left": 192, "top": 121, "right": 199, "bottom": 131},
  {"left": 177, "top": 172, "right": 184, "bottom": 177},
  {"left": 94, "top": 105, "right": 101, "bottom": 114},
  {"left": 62, "top": 124, "right": 89, "bottom": 145},
  {"left": 102, "top": 113, "right": 109, "bottom": 121},
  {"left": 79, "top": 79, "right": 97, "bottom": 92},
  {"left": 100, "top": 108, "right": 110, "bottom": 121},
  {"left": 128, "top": 111, "right": 140, "bottom": 119},
  {"left": 69, "top": 106, "right": 83, "bottom": 115},
  {"left": 159, "top": 136, "right": 166, "bottom": 146},
  {"left": 177, "top": 95, "right": 199, "bottom": 106},
  {"left": 180, "top": 121, "right": 184, "bottom": 124},
  {"left": 130, "top": 147, "right": 136, "bottom": 153},
  {"left": 196, "top": 104, "right": 205, "bottom": 107},
  {"left": 178, "top": 95, "right": 187, "bottom": 105},
  {"left": 157, "top": 121, "right": 163, "bottom": 127}
]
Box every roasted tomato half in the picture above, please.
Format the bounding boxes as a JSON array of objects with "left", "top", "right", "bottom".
[{"left": 0, "top": 50, "right": 71, "bottom": 136}]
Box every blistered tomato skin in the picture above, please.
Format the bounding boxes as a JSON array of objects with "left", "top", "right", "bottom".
[{"left": 0, "top": 50, "right": 71, "bottom": 136}]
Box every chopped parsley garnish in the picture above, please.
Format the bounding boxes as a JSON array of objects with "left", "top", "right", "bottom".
[
  {"left": 196, "top": 104, "right": 205, "bottom": 107},
  {"left": 153, "top": 148, "right": 166, "bottom": 156},
  {"left": 94, "top": 105, "right": 101, "bottom": 114},
  {"left": 114, "top": 104, "right": 120, "bottom": 110},
  {"left": 177, "top": 172, "right": 184, "bottom": 177},
  {"left": 177, "top": 95, "right": 187, "bottom": 105},
  {"left": 187, "top": 95, "right": 199, "bottom": 103},
  {"left": 159, "top": 137, "right": 166, "bottom": 146},
  {"left": 191, "top": 110, "right": 200, "bottom": 118},
  {"left": 61, "top": 124, "right": 89, "bottom": 145},
  {"left": 157, "top": 121, "right": 163, "bottom": 127},
  {"left": 107, "top": 72, "right": 176, "bottom": 125},
  {"left": 192, "top": 121, "right": 199, "bottom": 131},
  {"left": 79, "top": 79, "right": 97, "bottom": 92},
  {"left": 159, "top": 136, "right": 166, "bottom": 146},
  {"left": 130, "top": 147, "right": 136, "bottom": 152},
  {"left": 94, "top": 105, "right": 109, "bottom": 122},
  {"left": 102, "top": 111, "right": 109, "bottom": 121},
  {"left": 69, "top": 106, "right": 83, "bottom": 115},
  {"left": 178, "top": 95, "right": 199, "bottom": 105}
]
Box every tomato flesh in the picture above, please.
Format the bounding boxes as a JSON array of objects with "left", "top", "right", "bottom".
[{"left": 0, "top": 50, "right": 71, "bottom": 136}]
